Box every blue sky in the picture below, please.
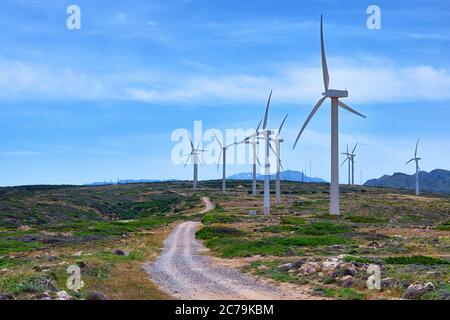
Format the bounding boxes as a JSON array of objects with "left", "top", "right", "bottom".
[{"left": 0, "top": 0, "right": 449, "bottom": 186}]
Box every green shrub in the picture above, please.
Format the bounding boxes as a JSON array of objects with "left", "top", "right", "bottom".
[
  {"left": 196, "top": 226, "right": 246, "bottom": 240},
  {"left": 201, "top": 213, "right": 239, "bottom": 225},
  {"left": 345, "top": 215, "right": 388, "bottom": 224},
  {"left": 436, "top": 221, "right": 450, "bottom": 231},
  {"left": 281, "top": 216, "right": 306, "bottom": 225},
  {"left": 383, "top": 255, "right": 449, "bottom": 265},
  {"left": 296, "top": 222, "right": 352, "bottom": 236}
]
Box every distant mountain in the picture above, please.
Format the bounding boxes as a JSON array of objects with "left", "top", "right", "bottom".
[
  {"left": 227, "top": 170, "right": 327, "bottom": 183},
  {"left": 364, "top": 169, "right": 450, "bottom": 194},
  {"left": 85, "top": 179, "right": 178, "bottom": 186}
]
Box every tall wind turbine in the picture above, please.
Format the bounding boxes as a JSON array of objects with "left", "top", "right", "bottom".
[
  {"left": 262, "top": 91, "right": 273, "bottom": 215},
  {"left": 341, "top": 143, "right": 358, "bottom": 185},
  {"left": 350, "top": 143, "right": 358, "bottom": 185},
  {"left": 270, "top": 114, "right": 288, "bottom": 205},
  {"left": 405, "top": 139, "right": 421, "bottom": 196},
  {"left": 213, "top": 132, "right": 239, "bottom": 193},
  {"left": 241, "top": 119, "right": 262, "bottom": 196},
  {"left": 341, "top": 145, "right": 352, "bottom": 185},
  {"left": 184, "top": 134, "right": 204, "bottom": 190},
  {"left": 293, "top": 15, "right": 366, "bottom": 215}
]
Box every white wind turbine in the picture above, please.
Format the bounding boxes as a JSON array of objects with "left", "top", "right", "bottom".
[
  {"left": 270, "top": 114, "right": 288, "bottom": 205},
  {"left": 341, "top": 143, "right": 358, "bottom": 185},
  {"left": 293, "top": 15, "right": 366, "bottom": 215},
  {"left": 213, "top": 132, "right": 239, "bottom": 193},
  {"left": 241, "top": 119, "right": 263, "bottom": 196},
  {"left": 184, "top": 133, "right": 204, "bottom": 190},
  {"left": 341, "top": 145, "right": 352, "bottom": 185},
  {"left": 405, "top": 139, "right": 421, "bottom": 196},
  {"left": 261, "top": 90, "right": 273, "bottom": 215}
]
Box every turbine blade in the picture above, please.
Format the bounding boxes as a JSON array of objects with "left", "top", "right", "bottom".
[
  {"left": 352, "top": 142, "right": 358, "bottom": 154},
  {"left": 405, "top": 158, "right": 414, "bottom": 165},
  {"left": 213, "top": 132, "right": 222, "bottom": 149},
  {"left": 320, "top": 15, "right": 329, "bottom": 92},
  {"left": 338, "top": 100, "right": 367, "bottom": 119},
  {"left": 269, "top": 141, "right": 278, "bottom": 158},
  {"left": 279, "top": 159, "right": 284, "bottom": 170},
  {"left": 340, "top": 158, "right": 348, "bottom": 167},
  {"left": 346, "top": 144, "right": 349, "bottom": 154},
  {"left": 184, "top": 154, "right": 192, "bottom": 167},
  {"left": 278, "top": 113, "right": 288, "bottom": 135},
  {"left": 216, "top": 149, "right": 222, "bottom": 171},
  {"left": 256, "top": 118, "right": 263, "bottom": 132},
  {"left": 263, "top": 90, "right": 272, "bottom": 130},
  {"left": 188, "top": 132, "right": 194, "bottom": 150},
  {"left": 293, "top": 96, "right": 326, "bottom": 149},
  {"left": 256, "top": 155, "right": 261, "bottom": 167},
  {"left": 415, "top": 139, "right": 419, "bottom": 157}
]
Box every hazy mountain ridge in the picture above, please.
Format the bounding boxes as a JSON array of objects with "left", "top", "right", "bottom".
[
  {"left": 227, "top": 170, "right": 327, "bottom": 183},
  {"left": 364, "top": 169, "right": 450, "bottom": 194}
]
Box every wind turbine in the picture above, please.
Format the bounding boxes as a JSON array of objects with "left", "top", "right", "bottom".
[
  {"left": 293, "top": 15, "right": 366, "bottom": 215},
  {"left": 241, "top": 119, "right": 263, "bottom": 196},
  {"left": 341, "top": 145, "right": 352, "bottom": 185},
  {"left": 270, "top": 114, "right": 288, "bottom": 205},
  {"left": 184, "top": 133, "right": 204, "bottom": 190},
  {"left": 341, "top": 143, "right": 358, "bottom": 185},
  {"left": 261, "top": 91, "right": 273, "bottom": 215},
  {"left": 350, "top": 143, "right": 358, "bottom": 185},
  {"left": 405, "top": 139, "right": 421, "bottom": 196},
  {"left": 213, "top": 132, "right": 239, "bottom": 193}
]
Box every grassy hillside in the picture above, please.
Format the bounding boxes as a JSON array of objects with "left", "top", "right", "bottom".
[{"left": 0, "top": 180, "right": 449, "bottom": 300}]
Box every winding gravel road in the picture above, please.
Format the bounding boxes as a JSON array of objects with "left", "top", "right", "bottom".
[{"left": 145, "top": 220, "right": 316, "bottom": 300}]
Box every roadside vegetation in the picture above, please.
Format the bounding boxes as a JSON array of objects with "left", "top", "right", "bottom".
[{"left": 1, "top": 180, "right": 449, "bottom": 300}]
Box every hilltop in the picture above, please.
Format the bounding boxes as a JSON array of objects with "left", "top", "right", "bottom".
[{"left": 365, "top": 169, "right": 450, "bottom": 194}]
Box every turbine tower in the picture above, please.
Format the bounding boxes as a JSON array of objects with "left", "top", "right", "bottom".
[
  {"left": 184, "top": 134, "right": 204, "bottom": 190},
  {"left": 350, "top": 143, "right": 358, "bottom": 185},
  {"left": 341, "top": 145, "right": 352, "bottom": 185},
  {"left": 262, "top": 91, "right": 273, "bottom": 215},
  {"left": 405, "top": 139, "right": 421, "bottom": 196},
  {"left": 270, "top": 114, "right": 288, "bottom": 205},
  {"left": 213, "top": 132, "right": 239, "bottom": 193},
  {"left": 341, "top": 143, "right": 358, "bottom": 185},
  {"left": 243, "top": 119, "right": 262, "bottom": 196},
  {"left": 293, "top": 15, "right": 366, "bottom": 215}
]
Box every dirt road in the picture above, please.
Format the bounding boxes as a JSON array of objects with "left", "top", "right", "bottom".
[
  {"left": 145, "top": 221, "right": 318, "bottom": 300},
  {"left": 199, "top": 197, "right": 215, "bottom": 213}
]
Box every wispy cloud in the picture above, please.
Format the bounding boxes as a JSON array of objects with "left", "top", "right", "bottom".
[
  {"left": 1, "top": 55, "right": 450, "bottom": 105},
  {"left": 1, "top": 151, "right": 42, "bottom": 156}
]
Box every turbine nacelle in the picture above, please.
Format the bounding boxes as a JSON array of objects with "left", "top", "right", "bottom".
[{"left": 324, "top": 89, "right": 348, "bottom": 98}]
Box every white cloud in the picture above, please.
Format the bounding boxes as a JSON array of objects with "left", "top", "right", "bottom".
[{"left": 1, "top": 56, "right": 450, "bottom": 105}]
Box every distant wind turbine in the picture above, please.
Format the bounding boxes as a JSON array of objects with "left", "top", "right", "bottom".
[
  {"left": 341, "top": 143, "right": 358, "bottom": 185},
  {"left": 261, "top": 90, "right": 273, "bottom": 215},
  {"left": 270, "top": 114, "right": 288, "bottom": 205},
  {"left": 405, "top": 139, "right": 422, "bottom": 196},
  {"left": 214, "top": 132, "right": 239, "bottom": 193},
  {"left": 293, "top": 15, "right": 366, "bottom": 215},
  {"left": 241, "top": 119, "right": 263, "bottom": 196},
  {"left": 184, "top": 133, "right": 205, "bottom": 190}
]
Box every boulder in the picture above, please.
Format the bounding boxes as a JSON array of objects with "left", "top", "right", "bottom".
[
  {"left": 299, "top": 262, "right": 321, "bottom": 275},
  {"left": 56, "top": 290, "right": 71, "bottom": 300},
  {"left": 0, "top": 293, "right": 14, "bottom": 300},
  {"left": 403, "top": 282, "right": 435, "bottom": 300},
  {"left": 332, "top": 262, "right": 357, "bottom": 278},
  {"left": 381, "top": 277, "right": 395, "bottom": 289},
  {"left": 257, "top": 265, "right": 269, "bottom": 271},
  {"left": 340, "top": 275, "right": 354, "bottom": 288},
  {"left": 278, "top": 263, "right": 294, "bottom": 271},
  {"left": 113, "top": 249, "right": 127, "bottom": 256},
  {"left": 86, "top": 291, "right": 109, "bottom": 300}
]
